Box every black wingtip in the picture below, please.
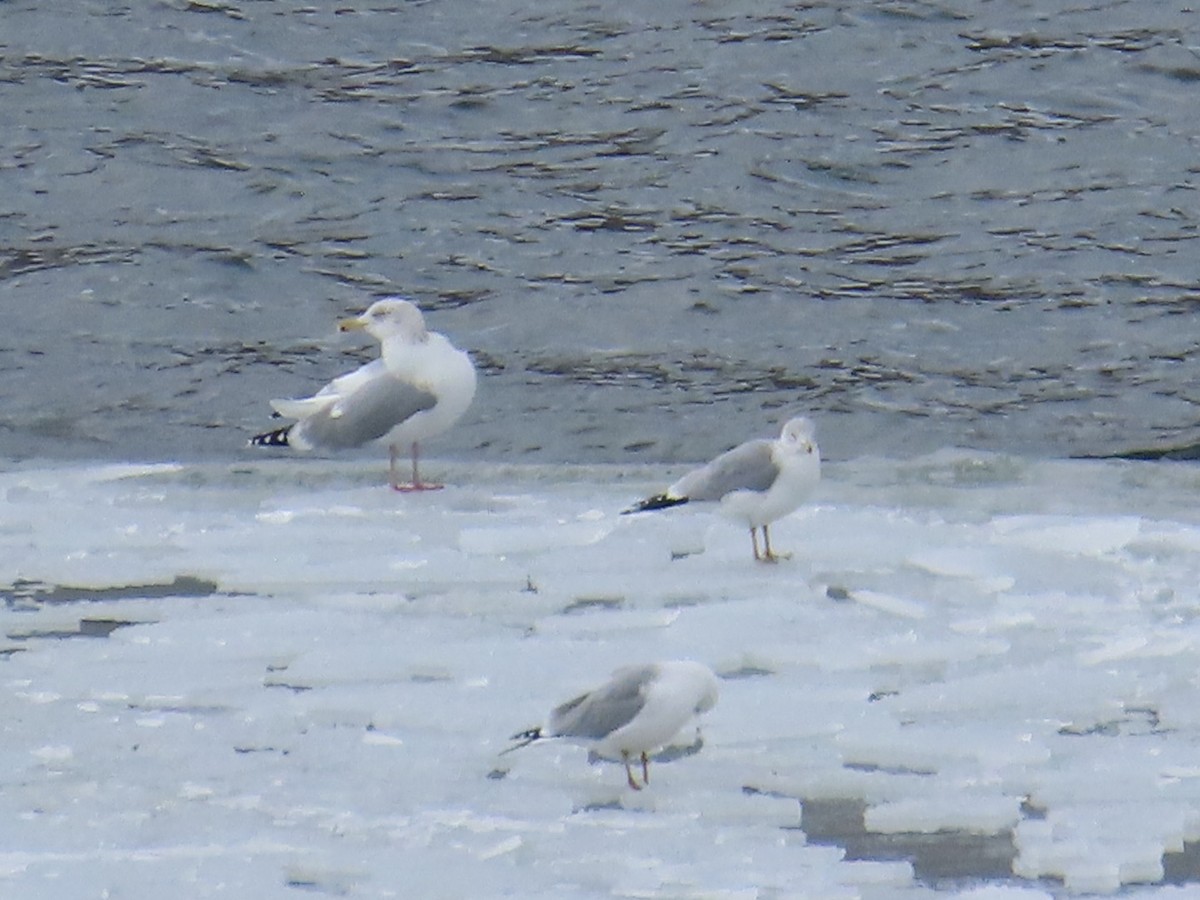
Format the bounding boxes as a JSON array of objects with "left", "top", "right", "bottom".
[
  {"left": 621, "top": 494, "right": 690, "bottom": 515},
  {"left": 500, "top": 727, "right": 544, "bottom": 755},
  {"left": 249, "top": 425, "right": 292, "bottom": 448}
]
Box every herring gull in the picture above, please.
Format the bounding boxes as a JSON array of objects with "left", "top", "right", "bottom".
[
  {"left": 625, "top": 416, "right": 820, "bottom": 562},
  {"left": 250, "top": 298, "right": 476, "bottom": 491},
  {"left": 504, "top": 660, "right": 720, "bottom": 790}
]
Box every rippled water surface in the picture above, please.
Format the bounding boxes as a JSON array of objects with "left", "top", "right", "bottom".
[{"left": 3, "top": 1, "right": 1199, "bottom": 464}]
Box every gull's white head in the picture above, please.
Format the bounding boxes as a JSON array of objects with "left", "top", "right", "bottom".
[
  {"left": 339, "top": 298, "right": 428, "bottom": 343},
  {"left": 779, "top": 416, "right": 818, "bottom": 457}
]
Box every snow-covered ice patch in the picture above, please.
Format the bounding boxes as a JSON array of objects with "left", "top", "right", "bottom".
[{"left": 2, "top": 455, "right": 1200, "bottom": 897}]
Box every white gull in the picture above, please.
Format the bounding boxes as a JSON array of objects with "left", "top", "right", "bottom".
[
  {"left": 504, "top": 660, "right": 720, "bottom": 790},
  {"left": 250, "top": 298, "right": 476, "bottom": 491},
  {"left": 625, "top": 416, "right": 820, "bottom": 562}
]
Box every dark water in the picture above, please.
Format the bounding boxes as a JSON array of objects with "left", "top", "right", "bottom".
[{"left": 3, "top": 0, "right": 1199, "bottom": 465}]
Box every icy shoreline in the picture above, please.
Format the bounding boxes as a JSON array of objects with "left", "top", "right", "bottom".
[{"left": 4, "top": 453, "right": 1200, "bottom": 898}]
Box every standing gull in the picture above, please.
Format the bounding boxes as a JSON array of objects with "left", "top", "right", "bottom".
[
  {"left": 504, "top": 660, "right": 720, "bottom": 790},
  {"left": 250, "top": 298, "right": 476, "bottom": 491},
  {"left": 625, "top": 416, "right": 820, "bottom": 562}
]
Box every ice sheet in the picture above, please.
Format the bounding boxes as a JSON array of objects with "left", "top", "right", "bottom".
[{"left": 2, "top": 452, "right": 1200, "bottom": 897}]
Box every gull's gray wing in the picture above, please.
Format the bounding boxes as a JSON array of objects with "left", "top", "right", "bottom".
[
  {"left": 270, "top": 359, "right": 392, "bottom": 420},
  {"left": 315, "top": 357, "right": 389, "bottom": 401},
  {"left": 549, "top": 664, "right": 657, "bottom": 740},
  {"left": 293, "top": 371, "right": 436, "bottom": 450},
  {"left": 671, "top": 439, "right": 778, "bottom": 501}
]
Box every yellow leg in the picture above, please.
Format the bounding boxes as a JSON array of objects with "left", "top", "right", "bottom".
[
  {"left": 623, "top": 752, "right": 644, "bottom": 790},
  {"left": 758, "top": 525, "right": 790, "bottom": 563},
  {"left": 762, "top": 525, "right": 777, "bottom": 563}
]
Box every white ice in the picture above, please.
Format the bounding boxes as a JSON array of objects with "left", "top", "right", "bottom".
[{"left": 3, "top": 451, "right": 1200, "bottom": 898}]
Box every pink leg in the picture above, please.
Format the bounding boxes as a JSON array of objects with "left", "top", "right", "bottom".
[
  {"left": 391, "top": 442, "right": 444, "bottom": 492},
  {"left": 641, "top": 751, "right": 650, "bottom": 786}
]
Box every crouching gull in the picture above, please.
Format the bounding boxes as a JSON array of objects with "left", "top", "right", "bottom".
[
  {"left": 250, "top": 298, "right": 477, "bottom": 491},
  {"left": 624, "top": 416, "right": 820, "bottom": 562},
  {"left": 504, "top": 660, "right": 720, "bottom": 790}
]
